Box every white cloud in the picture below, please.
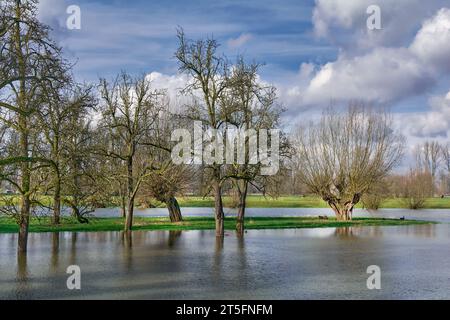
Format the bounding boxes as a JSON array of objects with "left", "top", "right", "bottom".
[
  {"left": 410, "top": 8, "right": 450, "bottom": 72},
  {"left": 302, "top": 47, "right": 433, "bottom": 105},
  {"left": 227, "top": 33, "right": 253, "bottom": 48},
  {"left": 407, "top": 91, "right": 450, "bottom": 138},
  {"left": 280, "top": 6, "right": 450, "bottom": 111},
  {"left": 145, "top": 72, "right": 193, "bottom": 112},
  {"left": 37, "top": 0, "right": 68, "bottom": 27},
  {"left": 312, "top": 0, "right": 448, "bottom": 50}
]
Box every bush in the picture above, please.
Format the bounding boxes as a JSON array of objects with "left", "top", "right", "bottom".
[{"left": 399, "top": 169, "right": 433, "bottom": 209}]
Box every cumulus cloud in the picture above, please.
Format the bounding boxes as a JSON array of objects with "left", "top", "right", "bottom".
[
  {"left": 407, "top": 91, "right": 450, "bottom": 138},
  {"left": 312, "top": 0, "right": 448, "bottom": 50},
  {"left": 410, "top": 8, "right": 450, "bottom": 72},
  {"left": 280, "top": 6, "right": 450, "bottom": 112}
]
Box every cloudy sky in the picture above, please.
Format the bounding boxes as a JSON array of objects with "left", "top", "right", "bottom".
[{"left": 37, "top": 0, "right": 450, "bottom": 168}]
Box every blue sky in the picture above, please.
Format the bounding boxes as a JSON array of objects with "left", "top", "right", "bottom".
[
  {"left": 38, "top": 0, "right": 450, "bottom": 164},
  {"left": 40, "top": 0, "right": 334, "bottom": 80}
]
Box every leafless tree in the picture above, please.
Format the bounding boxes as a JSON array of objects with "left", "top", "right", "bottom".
[
  {"left": 440, "top": 143, "right": 450, "bottom": 195},
  {"left": 97, "top": 72, "right": 166, "bottom": 232},
  {"left": 442, "top": 143, "right": 450, "bottom": 174},
  {"left": 221, "top": 57, "right": 288, "bottom": 235},
  {"left": 414, "top": 141, "right": 442, "bottom": 193},
  {"left": 175, "top": 29, "right": 230, "bottom": 237},
  {"left": 0, "top": 0, "right": 69, "bottom": 252},
  {"left": 293, "top": 104, "right": 404, "bottom": 221},
  {"left": 37, "top": 85, "right": 95, "bottom": 224}
]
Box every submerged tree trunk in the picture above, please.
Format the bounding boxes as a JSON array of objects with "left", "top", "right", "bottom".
[
  {"left": 52, "top": 175, "right": 61, "bottom": 225},
  {"left": 120, "top": 196, "right": 126, "bottom": 218},
  {"left": 16, "top": 1, "right": 31, "bottom": 253},
  {"left": 214, "top": 180, "right": 225, "bottom": 237},
  {"left": 236, "top": 181, "right": 248, "bottom": 236},
  {"left": 18, "top": 116, "right": 30, "bottom": 253},
  {"left": 18, "top": 198, "right": 30, "bottom": 253},
  {"left": 124, "top": 156, "right": 134, "bottom": 232},
  {"left": 167, "top": 197, "right": 182, "bottom": 222},
  {"left": 125, "top": 199, "right": 134, "bottom": 232}
]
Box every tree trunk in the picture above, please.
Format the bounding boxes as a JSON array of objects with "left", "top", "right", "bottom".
[
  {"left": 167, "top": 197, "right": 183, "bottom": 222},
  {"left": 69, "top": 204, "right": 89, "bottom": 224},
  {"left": 120, "top": 196, "right": 126, "bottom": 218},
  {"left": 236, "top": 181, "right": 248, "bottom": 236},
  {"left": 125, "top": 199, "right": 134, "bottom": 232},
  {"left": 18, "top": 201, "right": 30, "bottom": 254},
  {"left": 16, "top": 5, "right": 31, "bottom": 253},
  {"left": 52, "top": 176, "right": 61, "bottom": 225},
  {"left": 330, "top": 203, "right": 354, "bottom": 221},
  {"left": 124, "top": 156, "right": 134, "bottom": 232},
  {"left": 18, "top": 120, "right": 30, "bottom": 253},
  {"left": 214, "top": 180, "right": 225, "bottom": 237}
]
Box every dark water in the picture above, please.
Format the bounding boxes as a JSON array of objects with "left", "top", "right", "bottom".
[{"left": 1, "top": 223, "right": 450, "bottom": 300}]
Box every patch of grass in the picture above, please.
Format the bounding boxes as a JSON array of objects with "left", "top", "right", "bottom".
[
  {"left": 0, "top": 215, "right": 434, "bottom": 234},
  {"left": 177, "top": 195, "right": 450, "bottom": 209},
  {"left": 177, "top": 195, "right": 329, "bottom": 208},
  {"left": 2, "top": 194, "right": 449, "bottom": 209}
]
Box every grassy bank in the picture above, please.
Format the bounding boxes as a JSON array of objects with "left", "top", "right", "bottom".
[
  {"left": 1, "top": 194, "right": 449, "bottom": 209},
  {"left": 0, "top": 216, "right": 434, "bottom": 234},
  {"left": 176, "top": 195, "right": 450, "bottom": 209}
]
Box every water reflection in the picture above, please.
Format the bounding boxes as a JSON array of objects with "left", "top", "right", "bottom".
[
  {"left": 50, "top": 233, "right": 59, "bottom": 272},
  {"left": 0, "top": 223, "right": 449, "bottom": 299},
  {"left": 92, "top": 207, "right": 450, "bottom": 223},
  {"left": 168, "top": 231, "right": 182, "bottom": 247},
  {"left": 334, "top": 227, "right": 357, "bottom": 237}
]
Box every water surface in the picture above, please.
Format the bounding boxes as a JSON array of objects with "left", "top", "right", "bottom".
[
  {"left": 94, "top": 207, "right": 450, "bottom": 222},
  {"left": 1, "top": 223, "right": 450, "bottom": 299}
]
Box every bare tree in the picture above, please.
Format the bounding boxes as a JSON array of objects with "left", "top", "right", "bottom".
[
  {"left": 37, "top": 85, "right": 95, "bottom": 224},
  {"left": 441, "top": 143, "right": 450, "bottom": 195},
  {"left": 61, "top": 91, "right": 101, "bottom": 223},
  {"left": 98, "top": 72, "right": 165, "bottom": 232},
  {"left": 293, "top": 104, "right": 404, "bottom": 221},
  {"left": 442, "top": 143, "right": 450, "bottom": 174},
  {"left": 414, "top": 141, "right": 442, "bottom": 192},
  {"left": 0, "top": 0, "right": 69, "bottom": 252},
  {"left": 222, "top": 58, "right": 287, "bottom": 235},
  {"left": 175, "top": 29, "right": 230, "bottom": 237}
]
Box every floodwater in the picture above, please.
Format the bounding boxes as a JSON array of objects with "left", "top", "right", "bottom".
[
  {"left": 1, "top": 217, "right": 450, "bottom": 299},
  {"left": 96, "top": 207, "right": 450, "bottom": 223}
]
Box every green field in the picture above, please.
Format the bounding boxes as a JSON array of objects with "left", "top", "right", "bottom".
[
  {"left": 176, "top": 195, "right": 450, "bottom": 209},
  {"left": 1, "top": 194, "right": 449, "bottom": 209},
  {"left": 0, "top": 216, "right": 435, "bottom": 234}
]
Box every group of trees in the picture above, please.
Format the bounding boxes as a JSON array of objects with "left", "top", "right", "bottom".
[
  {"left": 1, "top": 1, "right": 446, "bottom": 256},
  {"left": 288, "top": 137, "right": 450, "bottom": 211},
  {"left": 0, "top": 1, "right": 285, "bottom": 253},
  {"left": 389, "top": 141, "right": 450, "bottom": 209}
]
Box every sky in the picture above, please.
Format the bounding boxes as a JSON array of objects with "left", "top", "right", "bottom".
[{"left": 37, "top": 0, "right": 450, "bottom": 169}]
